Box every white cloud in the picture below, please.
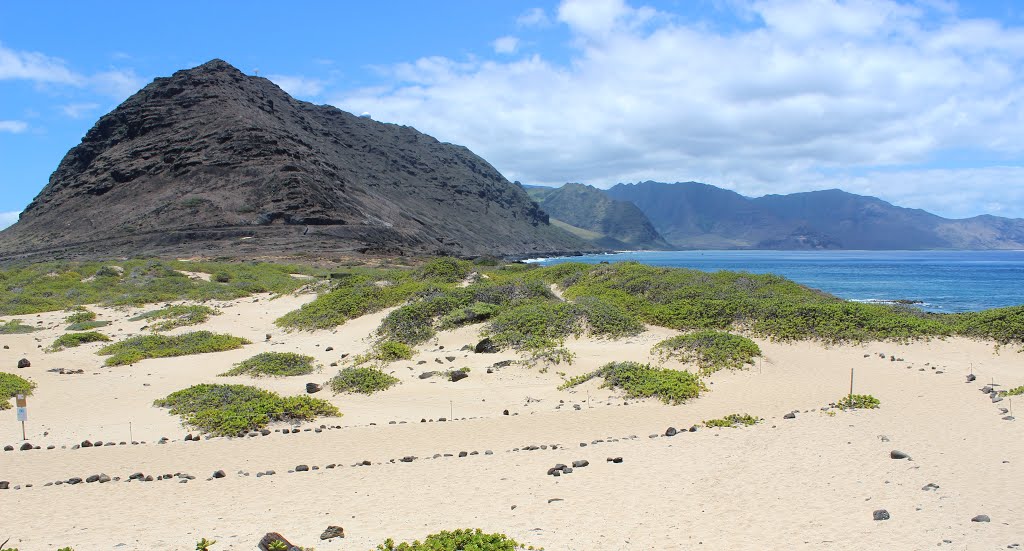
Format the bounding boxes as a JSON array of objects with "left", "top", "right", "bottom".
[
  {"left": 332, "top": 0, "right": 1024, "bottom": 219},
  {"left": 0, "top": 120, "right": 28, "bottom": 133},
  {"left": 517, "top": 7, "right": 551, "bottom": 27},
  {"left": 268, "top": 74, "right": 326, "bottom": 97},
  {"left": 0, "top": 211, "right": 19, "bottom": 230},
  {"left": 60, "top": 103, "right": 100, "bottom": 119},
  {"left": 0, "top": 42, "right": 82, "bottom": 84},
  {"left": 493, "top": 36, "right": 520, "bottom": 54},
  {"left": 90, "top": 69, "right": 145, "bottom": 100}
]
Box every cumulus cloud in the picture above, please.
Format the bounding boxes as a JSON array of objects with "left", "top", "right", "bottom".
[
  {"left": 268, "top": 74, "right": 326, "bottom": 97},
  {"left": 0, "top": 120, "right": 28, "bottom": 133},
  {"left": 517, "top": 7, "right": 551, "bottom": 27},
  {"left": 60, "top": 103, "right": 100, "bottom": 119},
  {"left": 0, "top": 42, "right": 81, "bottom": 84},
  {"left": 0, "top": 211, "right": 20, "bottom": 229},
  {"left": 331, "top": 0, "right": 1024, "bottom": 219},
  {"left": 492, "top": 36, "right": 520, "bottom": 54},
  {"left": 90, "top": 69, "right": 145, "bottom": 100}
]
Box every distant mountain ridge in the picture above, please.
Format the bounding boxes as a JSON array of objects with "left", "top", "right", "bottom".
[
  {"left": 525, "top": 183, "right": 670, "bottom": 250},
  {"left": 605, "top": 181, "right": 1024, "bottom": 250},
  {"left": 0, "top": 59, "right": 591, "bottom": 260}
]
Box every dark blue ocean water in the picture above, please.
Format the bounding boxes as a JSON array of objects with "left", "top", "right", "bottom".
[{"left": 530, "top": 250, "right": 1024, "bottom": 313}]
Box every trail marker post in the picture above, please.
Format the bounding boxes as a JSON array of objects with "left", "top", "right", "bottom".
[
  {"left": 15, "top": 394, "right": 27, "bottom": 440},
  {"left": 849, "top": 368, "right": 855, "bottom": 401}
]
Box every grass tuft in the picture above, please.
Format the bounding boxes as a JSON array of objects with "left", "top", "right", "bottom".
[
  {"left": 560, "top": 361, "right": 703, "bottom": 405},
  {"left": 0, "top": 372, "right": 36, "bottom": 410},
  {"left": 375, "top": 528, "right": 533, "bottom": 551},
  {"left": 98, "top": 331, "right": 250, "bottom": 366},
  {"left": 704, "top": 413, "right": 761, "bottom": 428},
  {"left": 153, "top": 383, "right": 339, "bottom": 436},
  {"left": 221, "top": 352, "right": 316, "bottom": 377},
  {"left": 329, "top": 367, "right": 400, "bottom": 394},
  {"left": 48, "top": 331, "right": 111, "bottom": 351},
  {"left": 653, "top": 331, "right": 761, "bottom": 375},
  {"left": 0, "top": 319, "right": 36, "bottom": 334},
  {"left": 835, "top": 394, "right": 881, "bottom": 409},
  {"left": 131, "top": 304, "right": 218, "bottom": 331}
]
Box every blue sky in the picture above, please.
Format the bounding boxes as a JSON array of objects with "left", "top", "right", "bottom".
[{"left": 3, "top": 0, "right": 1024, "bottom": 229}]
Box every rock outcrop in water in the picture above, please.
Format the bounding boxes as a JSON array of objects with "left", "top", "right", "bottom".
[{"left": 0, "top": 59, "right": 590, "bottom": 260}]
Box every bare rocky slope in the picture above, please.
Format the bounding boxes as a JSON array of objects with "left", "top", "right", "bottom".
[
  {"left": 526, "top": 183, "right": 670, "bottom": 250},
  {"left": 0, "top": 59, "right": 591, "bottom": 261}
]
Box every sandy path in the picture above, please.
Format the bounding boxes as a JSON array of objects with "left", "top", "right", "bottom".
[{"left": 1, "top": 295, "right": 1022, "bottom": 550}]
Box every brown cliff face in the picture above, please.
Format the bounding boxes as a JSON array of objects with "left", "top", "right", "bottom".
[{"left": 0, "top": 59, "right": 589, "bottom": 260}]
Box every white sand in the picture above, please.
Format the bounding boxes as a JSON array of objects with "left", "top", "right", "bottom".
[{"left": 1, "top": 295, "right": 1021, "bottom": 550}]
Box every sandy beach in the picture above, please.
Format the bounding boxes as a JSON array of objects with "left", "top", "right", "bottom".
[{"left": 1, "top": 292, "right": 1021, "bottom": 550}]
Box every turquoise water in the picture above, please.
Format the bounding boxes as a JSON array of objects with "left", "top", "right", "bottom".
[{"left": 531, "top": 250, "right": 1024, "bottom": 313}]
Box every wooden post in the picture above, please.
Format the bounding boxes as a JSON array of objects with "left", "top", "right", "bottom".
[{"left": 849, "top": 368, "right": 855, "bottom": 400}]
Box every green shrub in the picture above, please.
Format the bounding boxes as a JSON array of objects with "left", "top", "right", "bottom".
[
  {"left": 375, "top": 529, "right": 531, "bottom": 551},
  {"left": 195, "top": 539, "right": 216, "bottom": 551},
  {"left": 48, "top": 331, "right": 111, "bottom": 351},
  {"left": 131, "top": 304, "right": 218, "bottom": 331},
  {"left": 704, "top": 413, "right": 761, "bottom": 428},
  {"left": 64, "top": 308, "right": 96, "bottom": 324},
  {"left": 212, "top": 271, "right": 232, "bottom": 283},
  {"left": 484, "top": 300, "right": 582, "bottom": 360},
  {"left": 1003, "top": 385, "right": 1024, "bottom": 397},
  {"left": 0, "top": 372, "right": 36, "bottom": 410},
  {"left": 275, "top": 274, "right": 427, "bottom": 330},
  {"left": 653, "top": 331, "right": 761, "bottom": 375},
  {"left": 0, "top": 319, "right": 36, "bottom": 334},
  {"left": 329, "top": 367, "right": 400, "bottom": 394},
  {"left": 836, "top": 394, "right": 880, "bottom": 409},
  {"left": 98, "top": 331, "right": 250, "bottom": 366},
  {"left": 574, "top": 295, "right": 644, "bottom": 338},
  {"left": 375, "top": 340, "right": 413, "bottom": 362},
  {"left": 154, "top": 383, "right": 339, "bottom": 436},
  {"left": 221, "top": 352, "right": 316, "bottom": 377},
  {"left": 414, "top": 257, "right": 472, "bottom": 283},
  {"left": 561, "top": 361, "right": 703, "bottom": 405}
]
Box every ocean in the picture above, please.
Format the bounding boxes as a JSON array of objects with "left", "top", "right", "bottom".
[{"left": 530, "top": 250, "right": 1024, "bottom": 313}]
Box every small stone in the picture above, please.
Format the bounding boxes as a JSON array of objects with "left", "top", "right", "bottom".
[
  {"left": 873, "top": 509, "right": 890, "bottom": 521},
  {"left": 325, "top": 346, "right": 334, "bottom": 352},
  {"left": 320, "top": 525, "right": 345, "bottom": 540},
  {"left": 971, "top": 514, "right": 991, "bottom": 523},
  {"left": 783, "top": 412, "right": 796, "bottom": 419},
  {"left": 20, "top": 442, "right": 32, "bottom": 451},
  {"left": 212, "top": 470, "right": 226, "bottom": 479},
  {"left": 295, "top": 464, "right": 309, "bottom": 472},
  {"left": 890, "top": 450, "right": 910, "bottom": 460},
  {"left": 665, "top": 427, "right": 678, "bottom": 437},
  {"left": 17, "top": 358, "right": 30, "bottom": 368},
  {"left": 572, "top": 460, "right": 589, "bottom": 468},
  {"left": 450, "top": 370, "right": 469, "bottom": 382},
  {"left": 922, "top": 483, "right": 940, "bottom": 491},
  {"left": 306, "top": 382, "right": 323, "bottom": 394}
]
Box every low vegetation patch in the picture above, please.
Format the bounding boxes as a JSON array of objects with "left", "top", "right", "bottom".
[
  {"left": 653, "top": 330, "right": 761, "bottom": 374},
  {"left": 0, "top": 259, "right": 320, "bottom": 316},
  {"left": 375, "top": 529, "right": 534, "bottom": 551},
  {"left": 1002, "top": 385, "right": 1024, "bottom": 397},
  {"left": 0, "top": 319, "right": 36, "bottom": 334},
  {"left": 704, "top": 413, "right": 761, "bottom": 428},
  {"left": 64, "top": 308, "right": 96, "bottom": 325},
  {"left": 561, "top": 361, "right": 703, "bottom": 405},
  {"left": 48, "top": 331, "right": 111, "bottom": 351},
  {"left": 329, "top": 367, "right": 400, "bottom": 394},
  {"left": 0, "top": 372, "right": 36, "bottom": 410},
  {"left": 836, "top": 394, "right": 881, "bottom": 409},
  {"left": 154, "top": 383, "right": 340, "bottom": 436},
  {"left": 98, "top": 331, "right": 250, "bottom": 366},
  {"left": 220, "top": 352, "right": 316, "bottom": 377},
  {"left": 484, "top": 300, "right": 582, "bottom": 362},
  {"left": 132, "top": 304, "right": 218, "bottom": 331},
  {"left": 275, "top": 272, "right": 428, "bottom": 331}
]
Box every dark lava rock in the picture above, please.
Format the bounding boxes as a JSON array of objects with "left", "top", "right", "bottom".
[
  {"left": 67, "top": 477, "right": 83, "bottom": 485},
  {"left": 873, "top": 509, "right": 890, "bottom": 521},
  {"left": 3, "top": 445, "right": 12, "bottom": 451},
  {"left": 783, "top": 412, "right": 797, "bottom": 419},
  {"left": 400, "top": 456, "right": 415, "bottom": 463},
  {"left": 971, "top": 514, "right": 991, "bottom": 523},
  {"left": 98, "top": 474, "right": 111, "bottom": 483},
  {"left": 450, "top": 370, "right": 469, "bottom": 382},
  {"left": 922, "top": 483, "right": 940, "bottom": 491},
  {"left": 19, "top": 442, "right": 33, "bottom": 451},
  {"left": 966, "top": 373, "right": 976, "bottom": 382},
  {"left": 665, "top": 426, "right": 678, "bottom": 437},
  {"left": 212, "top": 470, "right": 226, "bottom": 479},
  {"left": 86, "top": 474, "right": 100, "bottom": 483},
  {"left": 325, "top": 346, "right": 334, "bottom": 352},
  {"left": 320, "top": 525, "right": 345, "bottom": 540},
  {"left": 306, "top": 382, "right": 322, "bottom": 394},
  {"left": 17, "top": 358, "right": 30, "bottom": 368},
  {"left": 0, "top": 481, "right": 8, "bottom": 490},
  {"left": 890, "top": 450, "right": 910, "bottom": 460},
  {"left": 607, "top": 457, "right": 623, "bottom": 463},
  {"left": 572, "top": 460, "right": 589, "bottom": 468},
  {"left": 0, "top": 60, "right": 588, "bottom": 260},
  {"left": 295, "top": 464, "right": 309, "bottom": 472},
  {"left": 475, "top": 338, "right": 498, "bottom": 353},
  {"left": 418, "top": 371, "right": 436, "bottom": 379}
]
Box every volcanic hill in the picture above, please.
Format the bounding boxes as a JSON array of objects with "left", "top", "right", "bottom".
[{"left": 0, "top": 59, "right": 590, "bottom": 260}]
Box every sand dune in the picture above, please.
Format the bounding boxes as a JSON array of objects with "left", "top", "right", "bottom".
[{"left": 1, "top": 295, "right": 1021, "bottom": 550}]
